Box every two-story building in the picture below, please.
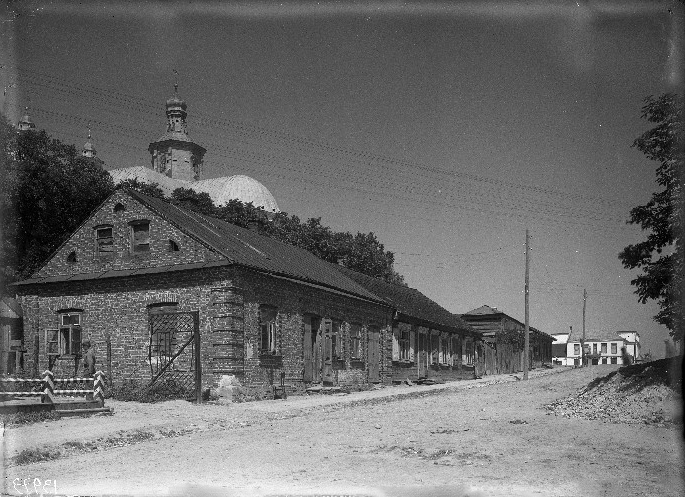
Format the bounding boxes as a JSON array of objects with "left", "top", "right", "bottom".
[{"left": 554, "top": 328, "right": 633, "bottom": 366}]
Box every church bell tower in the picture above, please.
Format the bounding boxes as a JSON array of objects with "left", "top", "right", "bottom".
[{"left": 148, "top": 84, "right": 206, "bottom": 181}]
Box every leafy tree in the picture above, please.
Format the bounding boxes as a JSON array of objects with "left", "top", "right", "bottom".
[
  {"left": 170, "top": 187, "right": 216, "bottom": 217},
  {"left": 1, "top": 119, "right": 115, "bottom": 284},
  {"left": 619, "top": 94, "right": 683, "bottom": 342},
  {"left": 116, "top": 178, "right": 165, "bottom": 199}
]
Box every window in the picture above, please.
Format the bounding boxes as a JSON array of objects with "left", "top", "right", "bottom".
[
  {"left": 431, "top": 333, "right": 439, "bottom": 364},
  {"left": 574, "top": 343, "right": 580, "bottom": 355},
  {"left": 611, "top": 343, "right": 617, "bottom": 354},
  {"left": 48, "top": 311, "right": 82, "bottom": 357},
  {"left": 67, "top": 251, "right": 77, "bottom": 263},
  {"left": 260, "top": 306, "right": 277, "bottom": 355},
  {"left": 592, "top": 343, "right": 598, "bottom": 354},
  {"left": 148, "top": 304, "right": 178, "bottom": 356},
  {"left": 601, "top": 343, "right": 607, "bottom": 354},
  {"left": 95, "top": 226, "right": 113, "bottom": 255},
  {"left": 130, "top": 220, "right": 150, "bottom": 252},
  {"left": 399, "top": 328, "right": 410, "bottom": 361},
  {"left": 168, "top": 240, "right": 180, "bottom": 252},
  {"left": 113, "top": 203, "right": 126, "bottom": 213},
  {"left": 350, "top": 323, "right": 362, "bottom": 359},
  {"left": 611, "top": 357, "right": 617, "bottom": 364},
  {"left": 331, "top": 320, "right": 342, "bottom": 362}
]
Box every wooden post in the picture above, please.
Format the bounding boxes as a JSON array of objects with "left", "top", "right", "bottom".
[
  {"left": 582, "top": 289, "right": 587, "bottom": 367},
  {"left": 41, "top": 369, "right": 55, "bottom": 404},
  {"left": 193, "top": 311, "right": 201, "bottom": 404},
  {"left": 523, "top": 229, "right": 530, "bottom": 380},
  {"left": 93, "top": 370, "right": 105, "bottom": 407},
  {"left": 33, "top": 334, "right": 39, "bottom": 377},
  {"left": 106, "top": 336, "right": 112, "bottom": 387}
]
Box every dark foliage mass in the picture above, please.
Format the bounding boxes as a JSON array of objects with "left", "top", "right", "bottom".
[
  {"left": 618, "top": 94, "right": 683, "bottom": 342},
  {"left": 1, "top": 116, "right": 404, "bottom": 290}
]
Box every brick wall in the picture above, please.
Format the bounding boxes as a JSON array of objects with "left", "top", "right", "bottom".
[
  {"left": 16, "top": 264, "right": 394, "bottom": 392},
  {"left": 35, "top": 189, "right": 222, "bottom": 278}
]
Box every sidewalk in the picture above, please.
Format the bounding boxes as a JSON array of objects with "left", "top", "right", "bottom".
[{"left": 3, "top": 366, "right": 570, "bottom": 462}]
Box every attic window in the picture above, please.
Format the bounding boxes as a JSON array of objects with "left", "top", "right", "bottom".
[
  {"left": 95, "top": 225, "right": 114, "bottom": 256},
  {"left": 67, "top": 251, "right": 77, "bottom": 263},
  {"left": 113, "top": 203, "right": 126, "bottom": 213},
  {"left": 168, "top": 240, "right": 180, "bottom": 252},
  {"left": 129, "top": 220, "right": 150, "bottom": 253}
]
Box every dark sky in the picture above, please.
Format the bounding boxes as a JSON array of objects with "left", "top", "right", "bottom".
[{"left": 2, "top": 1, "right": 682, "bottom": 356}]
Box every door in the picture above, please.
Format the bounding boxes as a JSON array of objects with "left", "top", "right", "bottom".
[
  {"left": 322, "top": 319, "right": 334, "bottom": 384},
  {"left": 417, "top": 331, "right": 428, "bottom": 378},
  {"left": 303, "top": 316, "right": 321, "bottom": 383},
  {"left": 368, "top": 326, "right": 380, "bottom": 382}
]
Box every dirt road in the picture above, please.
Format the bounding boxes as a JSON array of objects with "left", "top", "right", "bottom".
[{"left": 2, "top": 366, "right": 683, "bottom": 497}]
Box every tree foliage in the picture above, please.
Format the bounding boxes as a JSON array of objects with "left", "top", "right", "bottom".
[
  {"left": 1, "top": 118, "right": 114, "bottom": 286},
  {"left": 619, "top": 94, "right": 684, "bottom": 341},
  {"left": 1, "top": 116, "right": 405, "bottom": 288}
]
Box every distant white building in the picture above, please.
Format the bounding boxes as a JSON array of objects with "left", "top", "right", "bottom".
[{"left": 551, "top": 329, "right": 640, "bottom": 366}]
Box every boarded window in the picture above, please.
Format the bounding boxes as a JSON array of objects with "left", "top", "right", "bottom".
[
  {"left": 259, "top": 306, "right": 277, "bottom": 354},
  {"left": 96, "top": 226, "right": 113, "bottom": 255}
]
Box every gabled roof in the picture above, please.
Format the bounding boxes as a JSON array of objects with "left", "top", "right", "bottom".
[
  {"left": 567, "top": 328, "right": 626, "bottom": 343},
  {"left": 335, "top": 265, "right": 478, "bottom": 335},
  {"left": 462, "top": 304, "right": 550, "bottom": 338}
]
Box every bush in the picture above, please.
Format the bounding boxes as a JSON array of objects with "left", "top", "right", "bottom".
[
  {"left": 232, "top": 385, "right": 271, "bottom": 403},
  {"left": 1, "top": 410, "right": 61, "bottom": 426}
]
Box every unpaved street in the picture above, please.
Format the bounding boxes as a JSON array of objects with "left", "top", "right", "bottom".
[{"left": 3, "top": 366, "right": 683, "bottom": 497}]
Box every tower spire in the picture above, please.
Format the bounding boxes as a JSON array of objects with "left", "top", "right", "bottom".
[
  {"left": 17, "top": 106, "right": 36, "bottom": 131},
  {"left": 82, "top": 122, "right": 96, "bottom": 158}
]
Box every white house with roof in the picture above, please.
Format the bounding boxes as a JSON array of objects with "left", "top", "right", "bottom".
[{"left": 552, "top": 328, "right": 640, "bottom": 366}]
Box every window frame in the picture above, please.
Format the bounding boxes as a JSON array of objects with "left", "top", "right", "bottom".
[
  {"left": 601, "top": 342, "right": 607, "bottom": 354},
  {"left": 259, "top": 305, "right": 278, "bottom": 355},
  {"left": 574, "top": 343, "right": 580, "bottom": 355},
  {"left": 49, "top": 311, "right": 83, "bottom": 357},
  {"left": 129, "top": 220, "right": 151, "bottom": 253},
  {"left": 399, "top": 328, "right": 411, "bottom": 361},
  {"left": 611, "top": 342, "right": 617, "bottom": 354},
  {"left": 350, "top": 323, "right": 362, "bottom": 360},
  {"left": 94, "top": 224, "right": 114, "bottom": 256}
]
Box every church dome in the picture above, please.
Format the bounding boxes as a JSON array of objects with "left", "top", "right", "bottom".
[
  {"left": 193, "top": 175, "right": 280, "bottom": 212},
  {"left": 166, "top": 94, "right": 187, "bottom": 111}
]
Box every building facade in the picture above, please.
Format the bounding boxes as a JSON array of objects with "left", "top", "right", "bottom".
[
  {"left": 552, "top": 329, "right": 637, "bottom": 366},
  {"left": 12, "top": 189, "right": 396, "bottom": 393}
]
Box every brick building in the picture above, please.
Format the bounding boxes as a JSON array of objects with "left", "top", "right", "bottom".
[
  {"left": 336, "top": 267, "right": 481, "bottom": 382},
  {"left": 12, "top": 189, "right": 396, "bottom": 393}
]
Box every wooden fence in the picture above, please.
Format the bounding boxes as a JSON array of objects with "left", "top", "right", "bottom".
[{"left": 0, "top": 370, "right": 105, "bottom": 406}]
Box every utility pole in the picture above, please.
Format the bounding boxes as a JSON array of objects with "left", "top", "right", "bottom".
[
  {"left": 523, "top": 229, "right": 530, "bottom": 380},
  {"left": 582, "top": 289, "right": 587, "bottom": 367}
]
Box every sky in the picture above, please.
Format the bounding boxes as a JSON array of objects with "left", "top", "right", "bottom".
[{"left": 1, "top": 1, "right": 683, "bottom": 358}]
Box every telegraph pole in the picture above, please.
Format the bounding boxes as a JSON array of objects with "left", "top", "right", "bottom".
[
  {"left": 582, "top": 289, "right": 587, "bottom": 367},
  {"left": 523, "top": 229, "right": 530, "bottom": 380}
]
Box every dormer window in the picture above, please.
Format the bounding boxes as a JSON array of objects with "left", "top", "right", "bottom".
[
  {"left": 130, "top": 220, "right": 150, "bottom": 252},
  {"left": 95, "top": 225, "right": 114, "bottom": 256}
]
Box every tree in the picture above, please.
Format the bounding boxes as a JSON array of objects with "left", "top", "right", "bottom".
[
  {"left": 116, "top": 178, "right": 166, "bottom": 199},
  {"left": 1, "top": 122, "right": 115, "bottom": 284},
  {"left": 619, "top": 94, "right": 684, "bottom": 342}
]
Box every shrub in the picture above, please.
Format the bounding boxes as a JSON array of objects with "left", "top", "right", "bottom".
[
  {"left": 15, "top": 448, "right": 60, "bottom": 465},
  {"left": 1, "top": 410, "right": 61, "bottom": 426}
]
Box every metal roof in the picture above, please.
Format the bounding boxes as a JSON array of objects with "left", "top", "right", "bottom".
[{"left": 335, "top": 265, "right": 478, "bottom": 334}]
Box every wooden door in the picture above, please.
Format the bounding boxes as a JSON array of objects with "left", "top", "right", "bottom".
[
  {"left": 304, "top": 316, "right": 322, "bottom": 383},
  {"left": 322, "top": 319, "right": 333, "bottom": 384},
  {"left": 368, "top": 326, "right": 380, "bottom": 382},
  {"left": 303, "top": 316, "right": 313, "bottom": 382}
]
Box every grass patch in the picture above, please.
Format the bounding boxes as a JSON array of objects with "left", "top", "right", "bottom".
[
  {"left": 15, "top": 448, "right": 61, "bottom": 465},
  {"left": 1, "top": 410, "right": 61, "bottom": 427}
]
